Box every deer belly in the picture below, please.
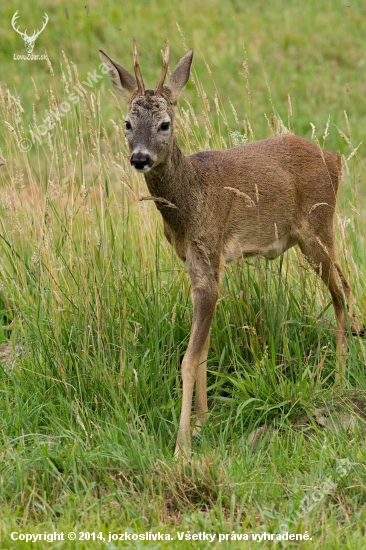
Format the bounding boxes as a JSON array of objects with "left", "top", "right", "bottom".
[{"left": 223, "top": 233, "right": 294, "bottom": 263}]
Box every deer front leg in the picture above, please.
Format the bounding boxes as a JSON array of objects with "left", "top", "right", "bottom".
[
  {"left": 175, "top": 259, "right": 218, "bottom": 457},
  {"left": 192, "top": 332, "right": 210, "bottom": 437}
]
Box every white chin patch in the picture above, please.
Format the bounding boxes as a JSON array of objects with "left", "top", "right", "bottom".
[{"left": 133, "top": 165, "right": 152, "bottom": 174}]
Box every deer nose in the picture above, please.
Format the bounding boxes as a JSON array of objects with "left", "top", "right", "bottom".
[{"left": 130, "top": 152, "right": 153, "bottom": 172}]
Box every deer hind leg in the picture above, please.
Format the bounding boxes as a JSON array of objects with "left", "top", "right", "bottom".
[
  {"left": 299, "top": 237, "right": 348, "bottom": 378},
  {"left": 334, "top": 262, "right": 365, "bottom": 336}
]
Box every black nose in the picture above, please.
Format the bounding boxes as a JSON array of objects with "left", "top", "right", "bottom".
[{"left": 130, "top": 152, "right": 153, "bottom": 171}]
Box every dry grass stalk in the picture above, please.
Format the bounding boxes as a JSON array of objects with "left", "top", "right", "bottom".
[
  {"left": 224, "top": 186, "right": 256, "bottom": 207},
  {"left": 138, "top": 196, "right": 178, "bottom": 209},
  {"left": 309, "top": 202, "right": 330, "bottom": 214}
]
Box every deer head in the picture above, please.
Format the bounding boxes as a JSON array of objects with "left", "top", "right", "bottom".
[
  {"left": 99, "top": 39, "right": 193, "bottom": 173},
  {"left": 11, "top": 11, "right": 49, "bottom": 54}
]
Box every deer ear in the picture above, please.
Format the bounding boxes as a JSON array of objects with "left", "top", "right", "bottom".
[
  {"left": 99, "top": 50, "right": 137, "bottom": 103},
  {"left": 164, "top": 49, "right": 193, "bottom": 105}
]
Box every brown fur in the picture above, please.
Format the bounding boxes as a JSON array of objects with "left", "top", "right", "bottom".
[{"left": 99, "top": 43, "right": 363, "bottom": 457}]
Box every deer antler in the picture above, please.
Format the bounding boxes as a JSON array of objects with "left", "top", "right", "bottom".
[
  {"left": 32, "top": 13, "right": 49, "bottom": 39},
  {"left": 11, "top": 11, "right": 27, "bottom": 38},
  {"left": 155, "top": 40, "right": 169, "bottom": 96},
  {"left": 133, "top": 37, "right": 146, "bottom": 97},
  {"left": 11, "top": 11, "right": 48, "bottom": 40}
]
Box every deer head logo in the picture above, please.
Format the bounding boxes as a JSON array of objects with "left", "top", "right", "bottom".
[{"left": 11, "top": 11, "right": 49, "bottom": 54}]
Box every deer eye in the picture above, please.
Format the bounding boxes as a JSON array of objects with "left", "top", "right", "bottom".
[
  {"left": 160, "top": 122, "right": 170, "bottom": 131},
  {"left": 125, "top": 121, "right": 131, "bottom": 130}
]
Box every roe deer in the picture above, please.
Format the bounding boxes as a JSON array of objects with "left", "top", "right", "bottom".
[{"left": 99, "top": 40, "right": 363, "bottom": 457}]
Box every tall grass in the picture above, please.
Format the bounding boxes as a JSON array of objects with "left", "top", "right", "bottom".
[{"left": 1, "top": 8, "right": 366, "bottom": 549}]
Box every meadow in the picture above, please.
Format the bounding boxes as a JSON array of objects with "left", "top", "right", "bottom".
[{"left": 0, "top": 0, "right": 366, "bottom": 548}]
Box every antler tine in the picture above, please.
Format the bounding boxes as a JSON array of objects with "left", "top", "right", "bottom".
[
  {"left": 133, "top": 36, "right": 146, "bottom": 97},
  {"left": 155, "top": 39, "right": 170, "bottom": 95},
  {"left": 11, "top": 10, "right": 19, "bottom": 27},
  {"left": 32, "top": 13, "right": 49, "bottom": 39},
  {"left": 40, "top": 13, "right": 49, "bottom": 31},
  {"left": 11, "top": 11, "right": 25, "bottom": 37}
]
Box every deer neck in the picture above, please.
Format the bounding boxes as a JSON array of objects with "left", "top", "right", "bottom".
[{"left": 144, "top": 137, "right": 193, "bottom": 230}]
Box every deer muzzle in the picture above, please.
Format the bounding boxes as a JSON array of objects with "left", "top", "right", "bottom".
[{"left": 130, "top": 151, "right": 155, "bottom": 173}]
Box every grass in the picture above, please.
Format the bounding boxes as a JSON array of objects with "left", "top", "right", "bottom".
[{"left": 1, "top": 0, "right": 366, "bottom": 548}]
